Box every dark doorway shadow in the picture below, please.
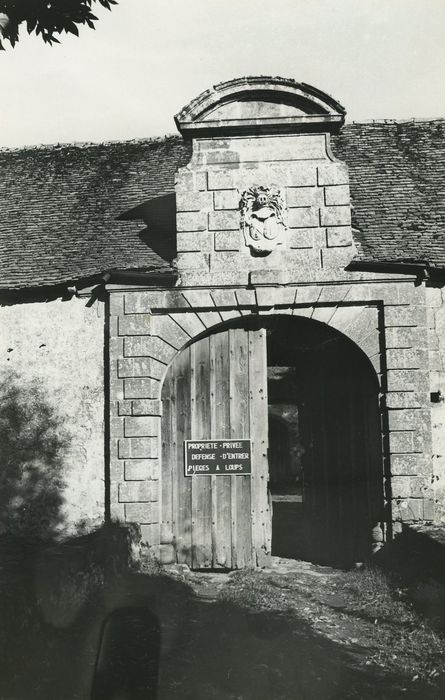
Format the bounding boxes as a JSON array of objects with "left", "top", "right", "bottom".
[{"left": 266, "top": 315, "right": 384, "bottom": 567}]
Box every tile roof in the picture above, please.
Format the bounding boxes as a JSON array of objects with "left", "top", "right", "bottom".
[
  {"left": 332, "top": 120, "right": 445, "bottom": 268},
  {"left": 0, "top": 136, "right": 191, "bottom": 291},
  {"left": 0, "top": 120, "right": 444, "bottom": 290}
]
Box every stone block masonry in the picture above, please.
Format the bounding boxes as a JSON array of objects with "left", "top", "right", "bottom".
[
  {"left": 107, "top": 278, "right": 435, "bottom": 555},
  {"left": 175, "top": 133, "right": 355, "bottom": 286}
]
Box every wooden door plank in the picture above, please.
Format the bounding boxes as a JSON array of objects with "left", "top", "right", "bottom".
[
  {"left": 191, "top": 337, "right": 213, "bottom": 568},
  {"left": 160, "top": 368, "right": 174, "bottom": 547},
  {"left": 249, "top": 327, "right": 271, "bottom": 567},
  {"left": 210, "top": 332, "right": 232, "bottom": 569},
  {"left": 229, "top": 328, "right": 252, "bottom": 568},
  {"left": 175, "top": 348, "right": 192, "bottom": 564}
]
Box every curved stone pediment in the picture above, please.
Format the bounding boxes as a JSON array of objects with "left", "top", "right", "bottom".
[{"left": 175, "top": 76, "right": 346, "bottom": 137}]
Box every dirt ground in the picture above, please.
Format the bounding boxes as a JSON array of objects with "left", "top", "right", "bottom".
[
  {"left": 154, "top": 557, "right": 445, "bottom": 700},
  {"left": 2, "top": 536, "right": 445, "bottom": 699}
]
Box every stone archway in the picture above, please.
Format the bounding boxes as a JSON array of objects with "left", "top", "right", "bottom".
[{"left": 159, "top": 313, "right": 384, "bottom": 569}]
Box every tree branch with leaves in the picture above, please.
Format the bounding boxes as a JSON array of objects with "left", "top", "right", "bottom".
[{"left": 0, "top": 0, "right": 118, "bottom": 49}]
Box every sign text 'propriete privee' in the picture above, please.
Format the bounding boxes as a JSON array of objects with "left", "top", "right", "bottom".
[{"left": 184, "top": 439, "right": 252, "bottom": 476}]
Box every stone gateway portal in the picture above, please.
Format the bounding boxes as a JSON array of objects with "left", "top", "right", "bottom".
[{"left": 160, "top": 317, "right": 384, "bottom": 570}]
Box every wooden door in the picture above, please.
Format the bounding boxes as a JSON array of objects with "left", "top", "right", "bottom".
[
  {"left": 161, "top": 326, "right": 270, "bottom": 569},
  {"left": 299, "top": 339, "right": 383, "bottom": 566}
]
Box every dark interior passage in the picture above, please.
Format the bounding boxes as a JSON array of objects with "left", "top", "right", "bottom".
[{"left": 266, "top": 315, "right": 384, "bottom": 567}]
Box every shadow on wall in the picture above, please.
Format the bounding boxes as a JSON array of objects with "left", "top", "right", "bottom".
[{"left": 0, "top": 370, "right": 69, "bottom": 540}]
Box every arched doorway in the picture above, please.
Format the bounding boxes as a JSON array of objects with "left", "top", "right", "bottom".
[
  {"left": 266, "top": 316, "right": 383, "bottom": 566},
  {"left": 160, "top": 315, "right": 384, "bottom": 569}
]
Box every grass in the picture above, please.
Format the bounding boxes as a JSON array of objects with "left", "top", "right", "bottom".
[{"left": 218, "top": 562, "right": 445, "bottom": 687}]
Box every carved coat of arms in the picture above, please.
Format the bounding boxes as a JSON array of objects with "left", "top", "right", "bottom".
[{"left": 240, "top": 186, "right": 287, "bottom": 255}]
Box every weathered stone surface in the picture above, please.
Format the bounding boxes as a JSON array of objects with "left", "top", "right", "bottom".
[
  {"left": 118, "top": 357, "right": 166, "bottom": 379},
  {"left": 201, "top": 231, "right": 217, "bottom": 253},
  {"left": 195, "top": 171, "right": 208, "bottom": 191},
  {"left": 386, "top": 369, "right": 422, "bottom": 392},
  {"left": 413, "top": 425, "right": 432, "bottom": 453},
  {"left": 180, "top": 289, "right": 212, "bottom": 308},
  {"left": 390, "top": 454, "right": 426, "bottom": 476},
  {"left": 317, "top": 162, "right": 349, "bottom": 186},
  {"left": 286, "top": 187, "right": 322, "bottom": 208},
  {"left": 320, "top": 206, "right": 351, "bottom": 227},
  {"left": 220, "top": 309, "right": 243, "bottom": 322},
  {"left": 385, "top": 349, "right": 424, "bottom": 369},
  {"left": 109, "top": 293, "right": 124, "bottom": 316},
  {"left": 317, "top": 284, "right": 351, "bottom": 303},
  {"left": 288, "top": 228, "right": 314, "bottom": 249},
  {"left": 132, "top": 399, "right": 163, "bottom": 416},
  {"left": 392, "top": 498, "right": 425, "bottom": 522},
  {"left": 385, "top": 391, "right": 423, "bottom": 409},
  {"left": 211, "top": 289, "right": 238, "bottom": 308},
  {"left": 311, "top": 306, "right": 336, "bottom": 324},
  {"left": 151, "top": 315, "right": 191, "bottom": 349},
  {"left": 294, "top": 286, "right": 322, "bottom": 304},
  {"left": 255, "top": 288, "right": 275, "bottom": 308},
  {"left": 387, "top": 408, "right": 425, "bottom": 431},
  {"left": 124, "top": 459, "right": 159, "bottom": 481},
  {"left": 176, "top": 252, "right": 210, "bottom": 271},
  {"left": 180, "top": 270, "right": 249, "bottom": 286},
  {"left": 198, "top": 133, "right": 326, "bottom": 163},
  {"left": 197, "top": 310, "right": 224, "bottom": 328},
  {"left": 208, "top": 210, "right": 239, "bottom": 231},
  {"left": 176, "top": 190, "right": 212, "bottom": 212},
  {"left": 271, "top": 287, "right": 298, "bottom": 306},
  {"left": 124, "top": 416, "right": 159, "bottom": 437},
  {"left": 176, "top": 231, "right": 203, "bottom": 252},
  {"left": 124, "top": 378, "right": 160, "bottom": 400},
  {"left": 109, "top": 335, "right": 124, "bottom": 359},
  {"left": 209, "top": 251, "right": 252, "bottom": 271},
  {"left": 119, "top": 480, "right": 159, "bottom": 503},
  {"left": 397, "top": 284, "right": 425, "bottom": 305},
  {"left": 385, "top": 306, "right": 425, "bottom": 327},
  {"left": 110, "top": 378, "right": 124, "bottom": 401},
  {"left": 321, "top": 247, "right": 354, "bottom": 269},
  {"left": 118, "top": 436, "right": 159, "bottom": 459},
  {"left": 213, "top": 189, "right": 239, "bottom": 210},
  {"left": 429, "top": 349, "right": 442, "bottom": 370},
  {"left": 0, "top": 298, "right": 107, "bottom": 536},
  {"left": 207, "top": 170, "right": 235, "bottom": 190},
  {"left": 159, "top": 544, "right": 176, "bottom": 564},
  {"left": 175, "top": 169, "right": 194, "bottom": 191},
  {"left": 391, "top": 476, "right": 428, "bottom": 499},
  {"left": 168, "top": 311, "right": 206, "bottom": 338},
  {"left": 287, "top": 207, "right": 318, "bottom": 229},
  {"left": 214, "top": 231, "right": 242, "bottom": 251},
  {"left": 118, "top": 400, "right": 133, "bottom": 416},
  {"left": 118, "top": 314, "right": 151, "bottom": 336},
  {"left": 124, "top": 291, "right": 165, "bottom": 313},
  {"left": 124, "top": 335, "right": 177, "bottom": 363},
  {"left": 176, "top": 211, "right": 207, "bottom": 232},
  {"left": 326, "top": 226, "right": 352, "bottom": 247},
  {"left": 385, "top": 327, "right": 426, "bottom": 349},
  {"left": 140, "top": 523, "right": 160, "bottom": 545},
  {"left": 388, "top": 431, "right": 414, "bottom": 453},
  {"left": 235, "top": 288, "right": 257, "bottom": 307},
  {"left": 324, "top": 185, "right": 350, "bottom": 206},
  {"left": 110, "top": 415, "right": 124, "bottom": 438},
  {"left": 125, "top": 502, "right": 159, "bottom": 524}
]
